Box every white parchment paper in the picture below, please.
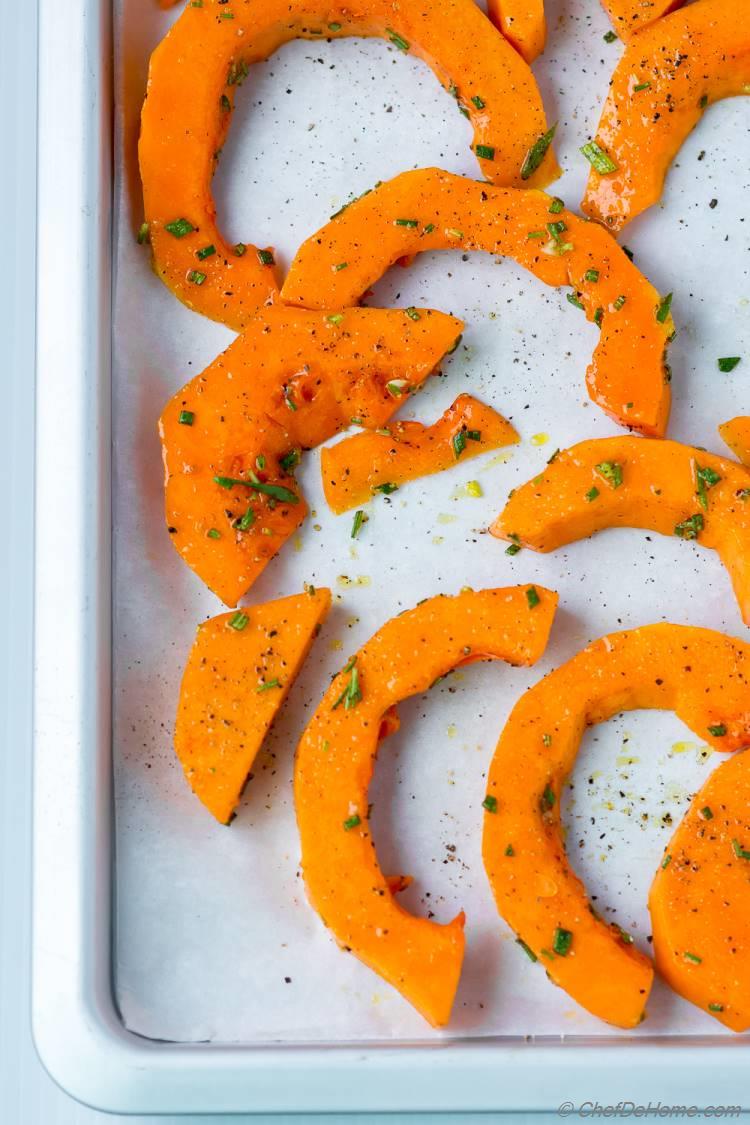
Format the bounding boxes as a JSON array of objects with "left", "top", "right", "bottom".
[{"left": 113, "top": 0, "right": 750, "bottom": 1042}]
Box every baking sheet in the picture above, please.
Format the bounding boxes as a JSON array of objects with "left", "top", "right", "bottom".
[{"left": 112, "top": 0, "right": 750, "bottom": 1043}]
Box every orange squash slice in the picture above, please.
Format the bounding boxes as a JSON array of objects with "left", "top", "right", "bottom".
[
  {"left": 487, "top": 0, "right": 545, "bottom": 63},
  {"left": 321, "top": 394, "right": 518, "bottom": 514},
  {"left": 139, "top": 0, "right": 559, "bottom": 329},
  {"left": 491, "top": 435, "right": 750, "bottom": 626},
  {"left": 295, "top": 586, "right": 558, "bottom": 1026},
  {"left": 599, "top": 0, "right": 685, "bottom": 40},
  {"left": 719, "top": 416, "right": 750, "bottom": 467},
  {"left": 282, "top": 169, "right": 675, "bottom": 436},
  {"left": 650, "top": 748, "right": 750, "bottom": 1032},
  {"left": 483, "top": 623, "right": 750, "bottom": 1028},
  {"left": 175, "top": 588, "right": 331, "bottom": 825},
  {"left": 581, "top": 0, "right": 750, "bottom": 231},
  {"left": 159, "top": 305, "right": 462, "bottom": 605}
]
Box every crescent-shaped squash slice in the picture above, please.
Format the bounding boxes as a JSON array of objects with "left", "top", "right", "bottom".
[
  {"left": 581, "top": 0, "right": 750, "bottom": 231},
  {"left": 159, "top": 306, "right": 463, "bottom": 605},
  {"left": 281, "top": 169, "right": 675, "bottom": 436},
  {"left": 491, "top": 435, "right": 750, "bottom": 626},
  {"left": 175, "top": 588, "right": 332, "bottom": 825},
  {"left": 650, "top": 749, "right": 750, "bottom": 1032},
  {"left": 599, "top": 0, "right": 685, "bottom": 41},
  {"left": 295, "top": 586, "right": 558, "bottom": 1026},
  {"left": 321, "top": 394, "right": 519, "bottom": 514},
  {"left": 719, "top": 416, "right": 750, "bottom": 467},
  {"left": 139, "top": 0, "right": 559, "bottom": 330},
  {"left": 486, "top": 0, "right": 545, "bottom": 64},
  {"left": 483, "top": 623, "right": 750, "bottom": 1029}
]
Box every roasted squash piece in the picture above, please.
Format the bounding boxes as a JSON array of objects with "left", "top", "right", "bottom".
[
  {"left": 159, "top": 306, "right": 463, "bottom": 605},
  {"left": 321, "top": 394, "right": 518, "bottom": 514},
  {"left": 282, "top": 169, "right": 675, "bottom": 436},
  {"left": 582, "top": 0, "right": 750, "bottom": 231},
  {"left": 139, "top": 0, "right": 558, "bottom": 329},
  {"left": 175, "top": 589, "right": 331, "bottom": 825},
  {"left": 599, "top": 0, "right": 685, "bottom": 40},
  {"left": 487, "top": 0, "right": 545, "bottom": 63},
  {"left": 483, "top": 623, "right": 750, "bottom": 1029},
  {"left": 651, "top": 749, "right": 750, "bottom": 1032},
  {"left": 295, "top": 586, "right": 558, "bottom": 1026},
  {"left": 491, "top": 435, "right": 750, "bottom": 626},
  {"left": 719, "top": 416, "right": 750, "bottom": 467}
]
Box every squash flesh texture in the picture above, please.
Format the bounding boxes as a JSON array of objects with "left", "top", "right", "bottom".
[
  {"left": 159, "top": 306, "right": 463, "bottom": 605},
  {"left": 491, "top": 435, "right": 750, "bottom": 626},
  {"left": 295, "top": 586, "right": 558, "bottom": 1027},
  {"left": 282, "top": 169, "right": 674, "bottom": 436},
  {"left": 483, "top": 623, "right": 750, "bottom": 1029},
  {"left": 321, "top": 394, "right": 519, "bottom": 513},
  {"left": 175, "top": 589, "right": 331, "bottom": 825},
  {"left": 582, "top": 0, "right": 750, "bottom": 231},
  {"left": 719, "top": 416, "right": 750, "bottom": 467},
  {"left": 650, "top": 749, "right": 750, "bottom": 1032},
  {"left": 486, "top": 0, "right": 546, "bottom": 63},
  {"left": 140, "top": 0, "right": 558, "bottom": 330},
  {"left": 599, "top": 0, "right": 685, "bottom": 40}
]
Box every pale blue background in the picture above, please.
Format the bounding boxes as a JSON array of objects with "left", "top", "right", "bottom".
[{"left": 0, "top": 2, "right": 536, "bottom": 1119}]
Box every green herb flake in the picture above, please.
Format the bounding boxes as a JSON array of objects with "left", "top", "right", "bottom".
[
  {"left": 695, "top": 463, "right": 722, "bottom": 510},
  {"left": 661, "top": 853, "right": 672, "bottom": 869},
  {"left": 328, "top": 21, "right": 342, "bottom": 31},
  {"left": 718, "top": 356, "right": 741, "bottom": 372},
  {"left": 206, "top": 528, "right": 221, "bottom": 539},
  {"left": 137, "top": 222, "right": 150, "bottom": 245},
  {"left": 732, "top": 838, "right": 750, "bottom": 860},
  {"left": 332, "top": 658, "right": 363, "bottom": 711},
  {"left": 394, "top": 217, "right": 418, "bottom": 228},
  {"left": 553, "top": 927, "right": 573, "bottom": 956},
  {"left": 343, "top": 814, "right": 361, "bottom": 830},
  {"left": 254, "top": 248, "right": 274, "bottom": 266},
  {"left": 178, "top": 410, "right": 195, "bottom": 426},
  {"left": 516, "top": 938, "right": 537, "bottom": 962},
  {"left": 453, "top": 431, "right": 468, "bottom": 459},
  {"left": 584, "top": 268, "right": 600, "bottom": 283},
  {"left": 543, "top": 733, "right": 552, "bottom": 747},
  {"left": 386, "top": 28, "right": 409, "bottom": 51},
  {"left": 505, "top": 844, "right": 514, "bottom": 856},
  {"left": 548, "top": 197, "right": 565, "bottom": 214},
  {"left": 527, "top": 230, "right": 547, "bottom": 240},
  {"left": 405, "top": 307, "right": 421, "bottom": 321},
  {"left": 482, "top": 794, "right": 498, "bottom": 813},
  {"left": 165, "top": 218, "right": 195, "bottom": 238},
  {"left": 581, "top": 140, "right": 618, "bottom": 175},
  {"left": 699, "top": 94, "right": 709, "bottom": 109},
  {"left": 351, "top": 509, "right": 367, "bottom": 539},
  {"left": 373, "top": 482, "right": 398, "bottom": 495},
  {"left": 256, "top": 678, "right": 281, "bottom": 693},
  {"left": 471, "top": 95, "right": 485, "bottom": 109},
  {"left": 228, "top": 611, "right": 249, "bottom": 631},
  {"left": 526, "top": 586, "right": 541, "bottom": 609},
  {"left": 700, "top": 806, "right": 714, "bottom": 820},
  {"left": 233, "top": 506, "right": 255, "bottom": 531},
  {"left": 280, "top": 448, "right": 300, "bottom": 473},
  {"left": 656, "top": 293, "right": 673, "bottom": 323},
  {"left": 633, "top": 81, "right": 651, "bottom": 92},
  {"left": 505, "top": 542, "right": 521, "bottom": 556},
  {"left": 708, "top": 723, "right": 727, "bottom": 737},
  {"left": 594, "top": 306, "right": 604, "bottom": 327},
  {"left": 674, "top": 513, "right": 704, "bottom": 540},
  {"left": 219, "top": 94, "right": 232, "bottom": 112},
  {"left": 520, "top": 123, "right": 557, "bottom": 181},
  {"left": 196, "top": 244, "right": 216, "bottom": 260},
  {"left": 595, "top": 461, "right": 623, "bottom": 489},
  {"left": 585, "top": 485, "right": 600, "bottom": 502},
  {"left": 475, "top": 144, "right": 495, "bottom": 161},
  {"left": 541, "top": 783, "right": 555, "bottom": 812},
  {"left": 187, "top": 269, "right": 206, "bottom": 286},
  {"left": 466, "top": 480, "right": 482, "bottom": 497},
  {"left": 683, "top": 951, "right": 702, "bottom": 964},
  {"left": 567, "top": 292, "right": 585, "bottom": 311},
  {"left": 613, "top": 294, "right": 627, "bottom": 311},
  {"left": 603, "top": 29, "right": 617, "bottom": 42},
  {"left": 708, "top": 1002, "right": 724, "bottom": 1012},
  {"left": 233, "top": 242, "right": 246, "bottom": 257},
  {"left": 327, "top": 313, "right": 344, "bottom": 325}
]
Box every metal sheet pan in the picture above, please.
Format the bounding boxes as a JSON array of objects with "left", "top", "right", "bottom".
[{"left": 33, "top": 0, "right": 750, "bottom": 1112}]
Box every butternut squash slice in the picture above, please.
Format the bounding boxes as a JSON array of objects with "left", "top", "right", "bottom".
[
  {"left": 581, "top": 0, "right": 750, "bottom": 231},
  {"left": 282, "top": 169, "right": 675, "bottom": 436},
  {"left": 321, "top": 394, "right": 519, "bottom": 514},
  {"left": 483, "top": 623, "right": 750, "bottom": 1029},
  {"left": 650, "top": 749, "right": 750, "bottom": 1032},
  {"left": 487, "top": 0, "right": 545, "bottom": 64},
  {"left": 491, "top": 435, "right": 750, "bottom": 626},
  {"left": 159, "top": 306, "right": 463, "bottom": 605},
  {"left": 599, "top": 0, "right": 685, "bottom": 41},
  {"left": 175, "top": 588, "right": 331, "bottom": 825},
  {"left": 139, "top": 0, "right": 558, "bottom": 330},
  {"left": 719, "top": 416, "right": 750, "bottom": 467},
  {"left": 295, "top": 586, "right": 558, "bottom": 1026}
]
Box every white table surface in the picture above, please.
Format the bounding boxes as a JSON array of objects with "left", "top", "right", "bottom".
[{"left": 0, "top": 2, "right": 549, "bottom": 1121}]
